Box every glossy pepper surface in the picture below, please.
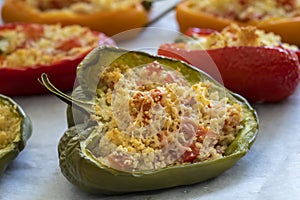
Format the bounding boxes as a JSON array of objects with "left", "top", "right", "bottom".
[
  {"left": 0, "top": 23, "right": 115, "bottom": 96},
  {"left": 40, "top": 46, "right": 259, "bottom": 194},
  {"left": 0, "top": 94, "right": 32, "bottom": 175},
  {"left": 1, "top": 0, "right": 150, "bottom": 36},
  {"left": 176, "top": 0, "right": 300, "bottom": 46},
  {"left": 158, "top": 28, "right": 300, "bottom": 103}
]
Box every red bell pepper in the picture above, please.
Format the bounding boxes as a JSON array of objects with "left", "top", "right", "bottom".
[
  {"left": 158, "top": 28, "right": 300, "bottom": 103},
  {"left": 0, "top": 23, "right": 115, "bottom": 96}
]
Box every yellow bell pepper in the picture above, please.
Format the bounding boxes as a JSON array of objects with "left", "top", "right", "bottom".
[
  {"left": 1, "top": 0, "right": 149, "bottom": 36},
  {"left": 176, "top": 0, "right": 300, "bottom": 46}
]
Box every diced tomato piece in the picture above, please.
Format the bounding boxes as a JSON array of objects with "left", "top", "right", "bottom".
[
  {"left": 181, "top": 143, "right": 199, "bottom": 163},
  {"left": 23, "top": 24, "right": 44, "bottom": 40},
  {"left": 56, "top": 37, "right": 82, "bottom": 51}
]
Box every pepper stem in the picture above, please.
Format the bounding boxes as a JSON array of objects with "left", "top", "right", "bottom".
[
  {"left": 39, "top": 73, "right": 93, "bottom": 115},
  {"left": 142, "top": 0, "right": 178, "bottom": 27}
]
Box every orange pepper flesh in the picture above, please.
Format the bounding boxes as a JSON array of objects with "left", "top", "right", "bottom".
[
  {"left": 1, "top": 0, "right": 149, "bottom": 36},
  {"left": 176, "top": 0, "right": 300, "bottom": 46}
]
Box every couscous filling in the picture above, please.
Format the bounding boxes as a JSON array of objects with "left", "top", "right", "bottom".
[
  {"left": 87, "top": 61, "right": 245, "bottom": 172},
  {"left": 188, "top": 0, "right": 300, "bottom": 21},
  {"left": 22, "top": 0, "right": 141, "bottom": 13},
  {"left": 0, "top": 24, "right": 101, "bottom": 68},
  {"left": 176, "top": 24, "right": 298, "bottom": 50},
  {"left": 0, "top": 102, "right": 21, "bottom": 149}
]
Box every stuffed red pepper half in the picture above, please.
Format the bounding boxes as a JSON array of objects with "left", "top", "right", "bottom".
[
  {"left": 176, "top": 0, "right": 300, "bottom": 46},
  {"left": 158, "top": 24, "right": 300, "bottom": 103},
  {"left": 0, "top": 23, "right": 115, "bottom": 96}
]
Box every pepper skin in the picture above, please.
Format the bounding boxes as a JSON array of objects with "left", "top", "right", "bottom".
[
  {"left": 41, "top": 46, "right": 259, "bottom": 194},
  {"left": 1, "top": 0, "right": 149, "bottom": 36},
  {"left": 0, "top": 23, "right": 115, "bottom": 96},
  {"left": 0, "top": 94, "right": 32, "bottom": 175},
  {"left": 158, "top": 29, "right": 300, "bottom": 103},
  {"left": 176, "top": 0, "right": 300, "bottom": 46}
]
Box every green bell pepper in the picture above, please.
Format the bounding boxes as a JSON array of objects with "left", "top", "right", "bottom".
[
  {"left": 40, "top": 46, "right": 259, "bottom": 194},
  {"left": 0, "top": 94, "right": 32, "bottom": 175}
]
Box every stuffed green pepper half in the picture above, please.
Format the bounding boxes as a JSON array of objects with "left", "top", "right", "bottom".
[
  {"left": 0, "top": 94, "right": 32, "bottom": 175},
  {"left": 40, "top": 46, "right": 259, "bottom": 194}
]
